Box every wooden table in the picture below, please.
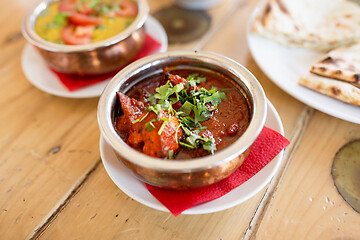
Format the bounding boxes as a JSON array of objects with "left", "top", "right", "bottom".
[{"left": 1, "top": 0, "right": 359, "bottom": 239}]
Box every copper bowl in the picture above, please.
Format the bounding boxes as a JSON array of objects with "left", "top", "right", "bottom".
[
  {"left": 97, "top": 50, "right": 267, "bottom": 190},
  {"left": 22, "top": 0, "right": 149, "bottom": 76}
]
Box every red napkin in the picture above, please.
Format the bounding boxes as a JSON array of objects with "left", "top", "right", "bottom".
[
  {"left": 50, "top": 34, "right": 162, "bottom": 92},
  {"left": 146, "top": 126, "right": 289, "bottom": 216}
]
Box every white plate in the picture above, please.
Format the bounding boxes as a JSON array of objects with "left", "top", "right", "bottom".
[
  {"left": 21, "top": 16, "right": 168, "bottom": 98},
  {"left": 247, "top": 12, "right": 360, "bottom": 124},
  {"left": 100, "top": 100, "right": 285, "bottom": 215}
]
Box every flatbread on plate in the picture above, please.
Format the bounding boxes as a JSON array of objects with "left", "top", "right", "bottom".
[
  {"left": 299, "top": 75, "right": 360, "bottom": 106},
  {"left": 252, "top": 0, "right": 360, "bottom": 51},
  {"left": 310, "top": 43, "right": 360, "bottom": 87}
]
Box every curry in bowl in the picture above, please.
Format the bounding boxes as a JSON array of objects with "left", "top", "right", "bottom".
[
  {"left": 97, "top": 51, "right": 267, "bottom": 189},
  {"left": 35, "top": 0, "right": 138, "bottom": 45},
  {"left": 115, "top": 68, "right": 251, "bottom": 160}
]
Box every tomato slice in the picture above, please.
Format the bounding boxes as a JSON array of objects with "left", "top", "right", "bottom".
[
  {"left": 116, "top": 1, "right": 138, "bottom": 18},
  {"left": 61, "top": 25, "right": 93, "bottom": 45},
  {"left": 58, "top": 0, "right": 78, "bottom": 13},
  {"left": 77, "top": 3, "right": 97, "bottom": 15},
  {"left": 68, "top": 12, "right": 102, "bottom": 26},
  {"left": 59, "top": 0, "right": 97, "bottom": 14}
]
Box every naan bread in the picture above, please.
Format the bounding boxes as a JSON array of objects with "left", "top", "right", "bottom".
[
  {"left": 310, "top": 43, "right": 360, "bottom": 87},
  {"left": 252, "top": 0, "right": 360, "bottom": 51},
  {"left": 299, "top": 75, "right": 360, "bottom": 106}
]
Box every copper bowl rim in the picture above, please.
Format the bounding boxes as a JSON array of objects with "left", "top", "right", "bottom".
[
  {"left": 97, "top": 50, "right": 267, "bottom": 173},
  {"left": 21, "top": 0, "right": 149, "bottom": 53}
]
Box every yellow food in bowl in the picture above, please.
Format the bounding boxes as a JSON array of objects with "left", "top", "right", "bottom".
[{"left": 35, "top": 0, "right": 137, "bottom": 45}]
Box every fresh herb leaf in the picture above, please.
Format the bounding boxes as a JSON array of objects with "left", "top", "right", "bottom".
[
  {"left": 174, "top": 83, "right": 184, "bottom": 92},
  {"left": 203, "top": 139, "right": 216, "bottom": 152},
  {"left": 187, "top": 73, "right": 206, "bottom": 83},
  {"left": 193, "top": 101, "right": 210, "bottom": 122},
  {"left": 160, "top": 99, "right": 170, "bottom": 109},
  {"left": 160, "top": 117, "right": 170, "bottom": 122},
  {"left": 210, "top": 86, "right": 218, "bottom": 92},
  {"left": 179, "top": 141, "right": 196, "bottom": 149},
  {"left": 132, "top": 112, "right": 149, "bottom": 124},
  {"left": 178, "top": 101, "right": 194, "bottom": 116},
  {"left": 55, "top": 12, "right": 69, "bottom": 24},
  {"left": 46, "top": 12, "right": 69, "bottom": 29},
  {"left": 187, "top": 79, "right": 197, "bottom": 88},
  {"left": 147, "top": 104, "right": 162, "bottom": 115},
  {"left": 75, "top": 0, "right": 86, "bottom": 11},
  {"left": 168, "top": 150, "right": 174, "bottom": 159},
  {"left": 158, "top": 118, "right": 170, "bottom": 135},
  {"left": 96, "top": 25, "right": 107, "bottom": 30},
  {"left": 99, "top": 3, "right": 112, "bottom": 14},
  {"left": 174, "top": 125, "right": 181, "bottom": 144},
  {"left": 179, "top": 116, "right": 197, "bottom": 130},
  {"left": 203, "top": 91, "right": 227, "bottom": 105},
  {"left": 145, "top": 119, "right": 156, "bottom": 132},
  {"left": 88, "top": 0, "right": 101, "bottom": 9},
  {"left": 186, "top": 73, "right": 198, "bottom": 80},
  {"left": 146, "top": 125, "right": 154, "bottom": 132},
  {"left": 179, "top": 127, "right": 216, "bottom": 153},
  {"left": 185, "top": 133, "right": 199, "bottom": 147},
  {"left": 111, "top": 3, "right": 120, "bottom": 12},
  {"left": 154, "top": 81, "right": 173, "bottom": 100},
  {"left": 146, "top": 93, "right": 157, "bottom": 105},
  {"left": 154, "top": 81, "right": 184, "bottom": 103}
]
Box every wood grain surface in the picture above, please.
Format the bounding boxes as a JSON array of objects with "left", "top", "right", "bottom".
[
  {"left": 0, "top": 0, "right": 358, "bottom": 239},
  {"left": 252, "top": 111, "right": 360, "bottom": 239}
]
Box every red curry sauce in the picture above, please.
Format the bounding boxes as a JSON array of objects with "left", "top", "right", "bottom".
[{"left": 115, "top": 69, "right": 251, "bottom": 159}]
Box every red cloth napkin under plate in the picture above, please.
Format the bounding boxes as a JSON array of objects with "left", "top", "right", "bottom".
[
  {"left": 50, "top": 34, "right": 162, "bottom": 92},
  {"left": 146, "top": 126, "right": 289, "bottom": 216}
]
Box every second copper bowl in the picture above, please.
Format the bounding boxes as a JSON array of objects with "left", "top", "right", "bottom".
[{"left": 22, "top": 0, "right": 149, "bottom": 76}]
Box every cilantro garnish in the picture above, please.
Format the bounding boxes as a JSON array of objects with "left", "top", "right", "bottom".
[
  {"left": 203, "top": 91, "right": 227, "bottom": 105},
  {"left": 154, "top": 81, "right": 184, "bottom": 102},
  {"left": 99, "top": 3, "right": 112, "bottom": 14},
  {"left": 75, "top": 0, "right": 86, "bottom": 11},
  {"left": 187, "top": 73, "right": 206, "bottom": 84},
  {"left": 179, "top": 86, "right": 227, "bottom": 122},
  {"left": 88, "top": 0, "right": 101, "bottom": 9},
  {"left": 45, "top": 12, "right": 69, "bottom": 30},
  {"left": 158, "top": 118, "right": 170, "bottom": 135},
  {"left": 143, "top": 73, "right": 227, "bottom": 155},
  {"left": 111, "top": 3, "right": 121, "bottom": 12},
  {"left": 180, "top": 127, "right": 216, "bottom": 152},
  {"left": 96, "top": 25, "right": 107, "bottom": 30},
  {"left": 145, "top": 119, "right": 156, "bottom": 132},
  {"left": 178, "top": 101, "right": 194, "bottom": 116},
  {"left": 132, "top": 112, "right": 149, "bottom": 124},
  {"left": 168, "top": 150, "right": 174, "bottom": 159}
]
